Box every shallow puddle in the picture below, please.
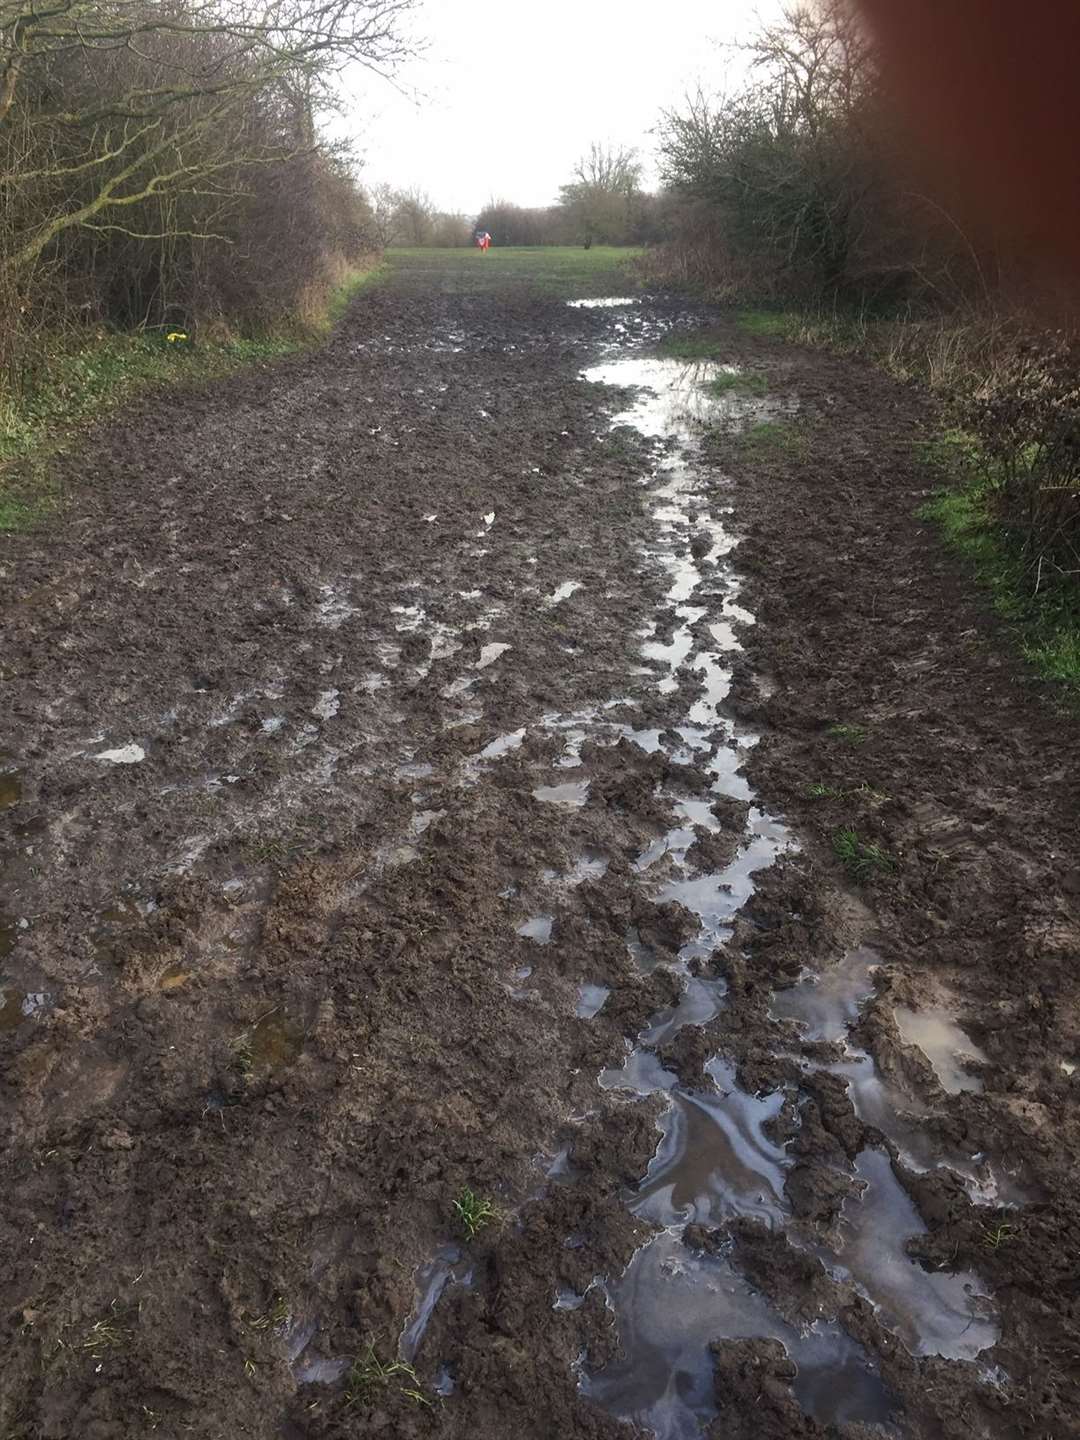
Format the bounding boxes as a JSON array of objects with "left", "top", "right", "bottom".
[
  {"left": 543, "top": 851, "right": 609, "bottom": 888},
  {"left": 600, "top": 1048, "right": 679, "bottom": 1096},
  {"left": 642, "top": 976, "right": 727, "bottom": 1046},
  {"left": 517, "top": 915, "right": 553, "bottom": 944},
  {"left": 399, "top": 1244, "right": 470, "bottom": 1363},
  {"left": 249, "top": 1011, "right": 303, "bottom": 1073},
  {"left": 476, "top": 642, "right": 511, "bottom": 668},
  {"left": 93, "top": 742, "right": 146, "bottom": 764},
  {"left": 894, "top": 1004, "right": 987, "bottom": 1094},
  {"left": 0, "top": 772, "right": 22, "bottom": 809},
  {"left": 569, "top": 342, "right": 976, "bottom": 1432},
  {"left": 633, "top": 1067, "right": 788, "bottom": 1228},
  {"left": 480, "top": 728, "right": 525, "bottom": 760},
  {"left": 835, "top": 1149, "right": 998, "bottom": 1359},
  {"left": 311, "top": 689, "right": 340, "bottom": 722},
  {"left": 584, "top": 1231, "right": 892, "bottom": 1439},
  {"left": 575, "top": 983, "right": 610, "bottom": 1019},
  {"left": 771, "top": 945, "right": 880, "bottom": 1042},
  {"left": 544, "top": 580, "right": 583, "bottom": 606},
  {"left": 567, "top": 297, "right": 641, "bottom": 308},
  {"left": 533, "top": 779, "right": 589, "bottom": 808}
]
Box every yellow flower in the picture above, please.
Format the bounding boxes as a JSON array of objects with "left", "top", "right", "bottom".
[{"left": 166, "top": 331, "right": 188, "bottom": 343}]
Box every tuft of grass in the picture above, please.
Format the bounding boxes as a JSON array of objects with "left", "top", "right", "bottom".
[
  {"left": 981, "top": 1221, "right": 1017, "bottom": 1251},
  {"left": 346, "top": 1341, "right": 429, "bottom": 1408},
  {"left": 806, "top": 782, "right": 844, "bottom": 800},
  {"left": 808, "top": 779, "right": 892, "bottom": 805},
  {"left": 825, "top": 722, "right": 867, "bottom": 744},
  {"left": 77, "top": 1314, "right": 130, "bottom": 1357},
  {"left": 245, "top": 1295, "right": 288, "bottom": 1332},
  {"left": 452, "top": 1185, "right": 496, "bottom": 1241},
  {"left": 832, "top": 826, "right": 895, "bottom": 882},
  {"left": 231, "top": 1030, "right": 255, "bottom": 1079},
  {"left": 658, "top": 331, "right": 729, "bottom": 360},
  {"left": 735, "top": 419, "right": 807, "bottom": 459},
  {"left": 705, "top": 370, "right": 768, "bottom": 397},
  {"left": 242, "top": 834, "right": 314, "bottom": 867}
]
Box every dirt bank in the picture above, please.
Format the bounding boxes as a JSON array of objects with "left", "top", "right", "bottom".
[{"left": 1, "top": 254, "right": 1077, "bottom": 1440}]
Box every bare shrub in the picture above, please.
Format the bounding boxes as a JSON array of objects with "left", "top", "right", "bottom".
[
  {"left": 962, "top": 338, "right": 1080, "bottom": 586},
  {"left": 0, "top": 1, "right": 414, "bottom": 400}
]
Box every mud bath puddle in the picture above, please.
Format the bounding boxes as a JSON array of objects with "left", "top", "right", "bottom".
[{"left": 0, "top": 257, "right": 1063, "bottom": 1440}]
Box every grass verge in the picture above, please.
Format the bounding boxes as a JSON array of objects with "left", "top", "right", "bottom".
[
  {"left": 917, "top": 431, "right": 1080, "bottom": 690},
  {"left": 0, "top": 263, "right": 384, "bottom": 533},
  {"left": 737, "top": 306, "right": 1080, "bottom": 692}
]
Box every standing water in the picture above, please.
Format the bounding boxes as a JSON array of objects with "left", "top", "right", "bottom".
[{"left": 562, "top": 340, "right": 998, "bottom": 1436}]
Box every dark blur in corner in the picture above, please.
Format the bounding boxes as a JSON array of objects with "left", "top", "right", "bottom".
[{"left": 855, "top": 0, "right": 1080, "bottom": 294}]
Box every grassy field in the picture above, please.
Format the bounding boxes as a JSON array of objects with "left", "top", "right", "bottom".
[{"left": 385, "top": 246, "right": 643, "bottom": 297}]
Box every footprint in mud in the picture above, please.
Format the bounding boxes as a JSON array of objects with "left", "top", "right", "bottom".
[
  {"left": 836, "top": 1148, "right": 998, "bottom": 1360},
  {"left": 516, "top": 915, "right": 554, "bottom": 944},
  {"left": 576, "top": 983, "right": 610, "bottom": 1019},
  {"left": 533, "top": 779, "right": 590, "bottom": 808},
  {"left": 894, "top": 1001, "right": 988, "bottom": 1094}
]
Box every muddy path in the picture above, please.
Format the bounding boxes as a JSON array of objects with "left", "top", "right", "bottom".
[{"left": 1, "top": 254, "right": 1078, "bottom": 1440}]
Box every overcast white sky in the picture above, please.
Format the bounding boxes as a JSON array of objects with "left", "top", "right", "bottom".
[{"left": 339, "top": 0, "right": 782, "bottom": 217}]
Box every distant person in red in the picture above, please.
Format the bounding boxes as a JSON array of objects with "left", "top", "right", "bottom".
[{"left": 475, "top": 229, "right": 491, "bottom": 253}]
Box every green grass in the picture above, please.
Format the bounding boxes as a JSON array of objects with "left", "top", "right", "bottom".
[
  {"left": 452, "top": 1185, "right": 496, "bottom": 1241},
  {"left": 386, "top": 245, "right": 642, "bottom": 298},
  {"left": 0, "top": 263, "right": 381, "bottom": 533},
  {"left": 918, "top": 432, "right": 1080, "bottom": 690},
  {"left": 806, "top": 782, "right": 844, "bottom": 799},
  {"left": 807, "top": 779, "right": 891, "bottom": 804},
  {"left": 245, "top": 1295, "right": 288, "bottom": 1332},
  {"left": 325, "top": 263, "right": 387, "bottom": 326},
  {"left": 659, "top": 331, "right": 729, "bottom": 360},
  {"left": 981, "top": 1222, "right": 1017, "bottom": 1251},
  {"left": 705, "top": 370, "right": 768, "bottom": 397},
  {"left": 737, "top": 306, "right": 879, "bottom": 356},
  {"left": 832, "top": 826, "right": 895, "bottom": 882},
  {"left": 825, "top": 722, "right": 868, "bottom": 745},
  {"left": 735, "top": 419, "right": 808, "bottom": 458},
  {"left": 346, "top": 1341, "right": 429, "bottom": 1409},
  {"left": 737, "top": 309, "right": 803, "bottom": 340}
]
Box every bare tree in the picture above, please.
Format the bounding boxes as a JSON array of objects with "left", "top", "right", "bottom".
[
  {"left": 0, "top": 0, "right": 417, "bottom": 274},
  {"left": 559, "top": 142, "right": 642, "bottom": 245},
  {"left": 568, "top": 142, "right": 642, "bottom": 196},
  {"left": 365, "top": 180, "right": 401, "bottom": 246}
]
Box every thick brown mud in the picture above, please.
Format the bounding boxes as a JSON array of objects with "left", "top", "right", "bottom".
[{"left": 1, "top": 262, "right": 1078, "bottom": 1440}]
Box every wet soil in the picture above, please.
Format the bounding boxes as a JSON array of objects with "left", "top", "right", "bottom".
[{"left": 1, "top": 257, "right": 1078, "bottom": 1440}]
